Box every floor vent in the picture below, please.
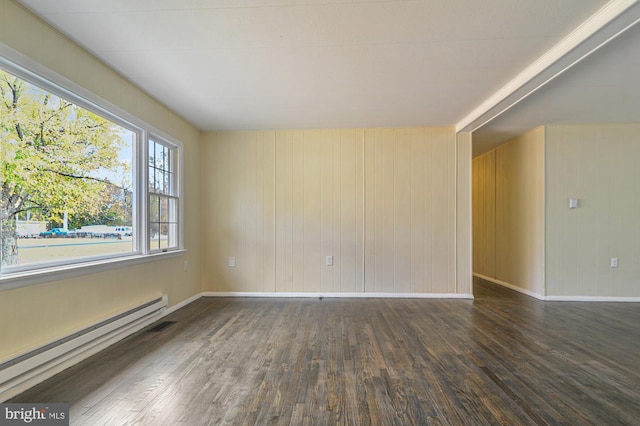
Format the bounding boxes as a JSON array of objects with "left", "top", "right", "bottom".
[{"left": 147, "top": 321, "right": 176, "bottom": 332}]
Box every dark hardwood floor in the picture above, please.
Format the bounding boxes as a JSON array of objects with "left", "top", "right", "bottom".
[{"left": 12, "top": 279, "right": 640, "bottom": 425}]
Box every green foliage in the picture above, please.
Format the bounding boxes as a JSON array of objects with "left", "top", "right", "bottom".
[
  {"left": 66, "top": 186, "right": 133, "bottom": 230},
  {"left": 1, "top": 69, "right": 131, "bottom": 264}
]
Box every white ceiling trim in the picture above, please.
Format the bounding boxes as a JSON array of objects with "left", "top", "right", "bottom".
[{"left": 456, "top": 0, "right": 640, "bottom": 133}]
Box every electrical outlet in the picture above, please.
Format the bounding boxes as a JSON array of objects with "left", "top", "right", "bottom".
[
  {"left": 610, "top": 258, "right": 618, "bottom": 268},
  {"left": 183, "top": 260, "right": 189, "bottom": 271},
  {"left": 228, "top": 256, "right": 236, "bottom": 267},
  {"left": 326, "top": 255, "right": 333, "bottom": 266}
]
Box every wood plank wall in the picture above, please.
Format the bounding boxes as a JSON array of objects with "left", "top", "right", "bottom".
[
  {"left": 545, "top": 123, "right": 640, "bottom": 297},
  {"left": 202, "top": 127, "right": 460, "bottom": 294},
  {"left": 472, "top": 150, "right": 496, "bottom": 278},
  {"left": 363, "top": 128, "right": 456, "bottom": 293},
  {"left": 456, "top": 132, "right": 473, "bottom": 296}
]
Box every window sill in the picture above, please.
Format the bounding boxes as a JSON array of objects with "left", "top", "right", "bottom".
[{"left": 0, "top": 250, "right": 186, "bottom": 292}]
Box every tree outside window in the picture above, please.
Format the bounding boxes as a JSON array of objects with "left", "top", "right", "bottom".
[{"left": 1, "top": 69, "right": 134, "bottom": 267}]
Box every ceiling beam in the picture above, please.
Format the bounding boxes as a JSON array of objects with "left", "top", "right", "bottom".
[{"left": 455, "top": 0, "right": 640, "bottom": 134}]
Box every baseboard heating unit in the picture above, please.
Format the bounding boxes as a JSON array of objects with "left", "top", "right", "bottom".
[{"left": 0, "top": 294, "right": 168, "bottom": 402}]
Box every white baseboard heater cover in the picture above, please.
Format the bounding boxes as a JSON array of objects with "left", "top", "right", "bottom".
[{"left": 0, "top": 294, "right": 168, "bottom": 402}]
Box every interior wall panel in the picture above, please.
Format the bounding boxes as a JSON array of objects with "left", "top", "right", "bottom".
[
  {"left": 456, "top": 132, "right": 473, "bottom": 295},
  {"left": 205, "top": 130, "right": 364, "bottom": 293},
  {"left": 361, "top": 127, "right": 456, "bottom": 294},
  {"left": 211, "top": 132, "right": 277, "bottom": 292},
  {"left": 319, "top": 131, "right": 336, "bottom": 293},
  {"left": 495, "top": 128, "right": 545, "bottom": 295},
  {"left": 472, "top": 151, "right": 496, "bottom": 278},
  {"left": 274, "top": 129, "right": 364, "bottom": 293},
  {"left": 545, "top": 124, "right": 640, "bottom": 297},
  {"left": 205, "top": 127, "right": 459, "bottom": 294}
]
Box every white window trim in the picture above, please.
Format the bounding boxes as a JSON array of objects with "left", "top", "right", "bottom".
[
  {"left": 147, "top": 136, "right": 183, "bottom": 254},
  {"left": 0, "top": 44, "right": 184, "bottom": 289},
  {"left": 0, "top": 250, "right": 187, "bottom": 291}
]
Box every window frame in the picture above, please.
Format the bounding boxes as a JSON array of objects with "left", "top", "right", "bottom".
[
  {"left": 147, "top": 136, "right": 182, "bottom": 253},
  {"left": 0, "top": 49, "right": 184, "bottom": 288}
]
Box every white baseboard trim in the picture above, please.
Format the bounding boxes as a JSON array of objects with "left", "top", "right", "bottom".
[
  {"left": 164, "top": 293, "right": 202, "bottom": 316},
  {"left": 473, "top": 273, "right": 545, "bottom": 300},
  {"left": 202, "top": 291, "right": 474, "bottom": 299},
  {"left": 474, "top": 273, "right": 640, "bottom": 302},
  {"left": 544, "top": 295, "right": 640, "bottom": 302}
]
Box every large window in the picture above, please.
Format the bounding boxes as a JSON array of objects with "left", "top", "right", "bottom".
[{"left": 0, "top": 61, "right": 181, "bottom": 279}]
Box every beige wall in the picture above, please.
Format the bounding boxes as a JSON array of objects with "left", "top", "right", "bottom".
[
  {"left": 472, "top": 126, "right": 545, "bottom": 296},
  {"left": 0, "top": 0, "right": 202, "bottom": 361},
  {"left": 472, "top": 150, "right": 496, "bottom": 278},
  {"left": 364, "top": 128, "right": 456, "bottom": 293},
  {"left": 545, "top": 124, "right": 640, "bottom": 297},
  {"left": 202, "top": 127, "right": 469, "bottom": 294},
  {"left": 456, "top": 132, "right": 473, "bottom": 295}
]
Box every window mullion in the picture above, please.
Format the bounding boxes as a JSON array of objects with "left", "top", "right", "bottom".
[{"left": 139, "top": 130, "right": 150, "bottom": 255}]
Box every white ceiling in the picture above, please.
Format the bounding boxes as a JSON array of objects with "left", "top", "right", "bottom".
[{"left": 16, "top": 0, "right": 640, "bottom": 155}]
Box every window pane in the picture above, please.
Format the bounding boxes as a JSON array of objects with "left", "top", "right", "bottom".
[
  {"left": 149, "top": 194, "right": 160, "bottom": 222},
  {"left": 160, "top": 170, "right": 167, "bottom": 194},
  {"left": 164, "top": 172, "right": 171, "bottom": 195},
  {"left": 149, "top": 223, "right": 160, "bottom": 250},
  {"left": 156, "top": 144, "right": 164, "bottom": 169},
  {"left": 159, "top": 197, "right": 169, "bottom": 223},
  {"left": 1, "top": 69, "right": 135, "bottom": 268},
  {"left": 168, "top": 197, "right": 178, "bottom": 222},
  {"left": 166, "top": 223, "right": 178, "bottom": 248},
  {"left": 149, "top": 195, "right": 177, "bottom": 251},
  {"left": 148, "top": 139, "right": 155, "bottom": 166},
  {"left": 163, "top": 145, "right": 170, "bottom": 171},
  {"left": 150, "top": 172, "right": 161, "bottom": 194}
]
